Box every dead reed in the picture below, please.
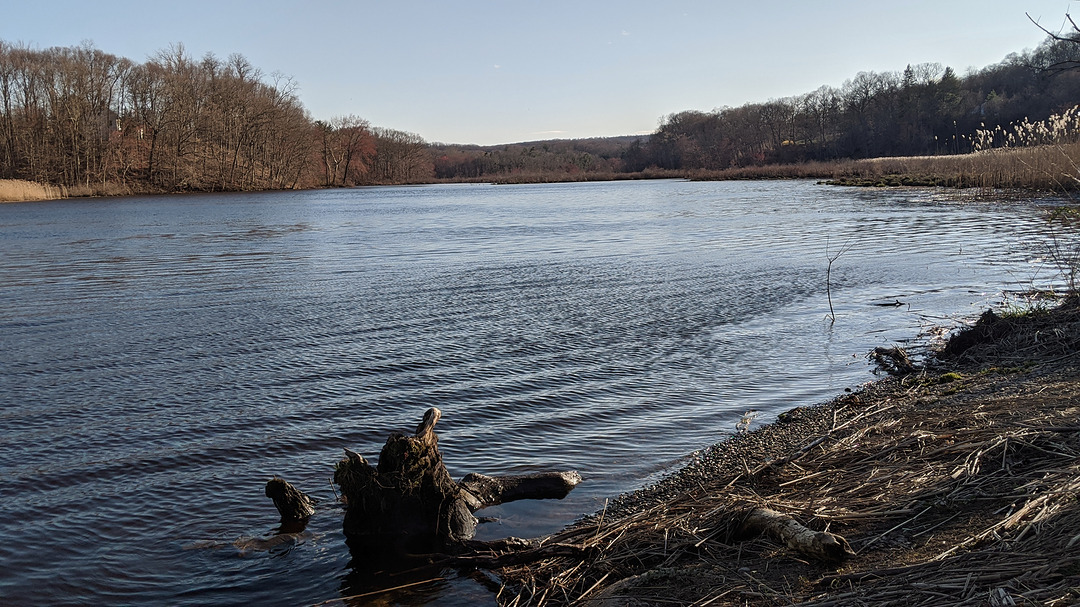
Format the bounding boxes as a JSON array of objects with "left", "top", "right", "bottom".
[
  {"left": 0, "top": 178, "right": 66, "bottom": 202},
  {"left": 494, "top": 302, "right": 1080, "bottom": 606}
]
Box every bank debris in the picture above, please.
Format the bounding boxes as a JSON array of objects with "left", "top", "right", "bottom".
[{"left": 492, "top": 299, "right": 1080, "bottom": 606}]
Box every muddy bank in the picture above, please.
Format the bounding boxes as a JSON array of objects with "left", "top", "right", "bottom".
[{"left": 494, "top": 300, "right": 1080, "bottom": 606}]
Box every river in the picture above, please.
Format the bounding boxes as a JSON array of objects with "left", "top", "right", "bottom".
[{"left": 0, "top": 180, "right": 1062, "bottom": 605}]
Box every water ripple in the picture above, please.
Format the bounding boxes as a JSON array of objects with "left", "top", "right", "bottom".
[{"left": 0, "top": 181, "right": 1063, "bottom": 605}]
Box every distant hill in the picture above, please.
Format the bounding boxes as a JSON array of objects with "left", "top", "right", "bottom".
[{"left": 430, "top": 135, "right": 650, "bottom": 180}]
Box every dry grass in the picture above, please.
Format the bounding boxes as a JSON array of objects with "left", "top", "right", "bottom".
[
  {"left": 64, "top": 181, "right": 134, "bottom": 198},
  {"left": 863, "top": 144, "right": 1080, "bottom": 191},
  {"left": 713, "top": 105, "right": 1080, "bottom": 191},
  {"left": 492, "top": 302, "right": 1080, "bottom": 606},
  {"left": 0, "top": 179, "right": 66, "bottom": 202}
]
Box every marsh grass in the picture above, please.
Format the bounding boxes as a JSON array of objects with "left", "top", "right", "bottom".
[
  {"left": 63, "top": 181, "right": 134, "bottom": 198},
  {"left": 677, "top": 144, "right": 1080, "bottom": 192},
  {"left": 0, "top": 179, "right": 66, "bottom": 202}
]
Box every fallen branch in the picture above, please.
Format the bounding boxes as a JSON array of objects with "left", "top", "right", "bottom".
[
  {"left": 429, "top": 542, "right": 589, "bottom": 569},
  {"left": 870, "top": 346, "right": 916, "bottom": 376}
]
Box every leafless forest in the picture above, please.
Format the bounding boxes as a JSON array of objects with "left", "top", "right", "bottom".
[
  {"left": 2, "top": 32, "right": 1080, "bottom": 195},
  {"left": 0, "top": 42, "right": 430, "bottom": 194}
]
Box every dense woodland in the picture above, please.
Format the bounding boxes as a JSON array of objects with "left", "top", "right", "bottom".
[
  {"left": 0, "top": 41, "right": 431, "bottom": 193},
  {"left": 1, "top": 33, "right": 1080, "bottom": 194}
]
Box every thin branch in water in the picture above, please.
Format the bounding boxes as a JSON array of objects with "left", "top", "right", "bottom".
[{"left": 826, "top": 236, "right": 856, "bottom": 323}]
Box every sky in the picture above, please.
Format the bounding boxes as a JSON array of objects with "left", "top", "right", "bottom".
[{"left": 1, "top": 1, "right": 1077, "bottom": 145}]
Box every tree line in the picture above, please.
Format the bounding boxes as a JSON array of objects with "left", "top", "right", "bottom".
[
  {"left": 636, "top": 36, "right": 1080, "bottom": 172},
  {"left": 3, "top": 33, "right": 1080, "bottom": 193},
  {"left": 0, "top": 40, "right": 433, "bottom": 193},
  {"left": 431, "top": 137, "right": 634, "bottom": 181},
  {"left": 435, "top": 33, "right": 1080, "bottom": 180}
]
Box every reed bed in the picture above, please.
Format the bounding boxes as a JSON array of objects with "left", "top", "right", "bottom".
[
  {"left": 830, "top": 105, "right": 1080, "bottom": 191},
  {"left": 0, "top": 178, "right": 66, "bottom": 202},
  {"left": 495, "top": 302, "right": 1080, "bottom": 606},
  {"left": 858, "top": 143, "right": 1080, "bottom": 192},
  {"left": 682, "top": 143, "right": 1080, "bottom": 193}
]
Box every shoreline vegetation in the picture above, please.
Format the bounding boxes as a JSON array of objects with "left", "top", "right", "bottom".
[
  {"left": 7, "top": 92, "right": 1080, "bottom": 200},
  {"left": 5, "top": 139, "right": 1080, "bottom": 202},
  {"left": 491, "top": 299, "right": 1080, "bottom": 606},
  {"left": 479, "top": 137, "right": 1080, "bottom": 192}
]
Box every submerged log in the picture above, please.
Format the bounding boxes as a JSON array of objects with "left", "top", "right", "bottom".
[
  {"left": 333, "top": 407, "right": 581, "bottom": 551},
  {"left": 459, "top": 471, "right": 583, "bottom": 511}
]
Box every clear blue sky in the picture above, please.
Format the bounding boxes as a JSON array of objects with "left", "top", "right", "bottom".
[{"left": 1, "top": 1, "right": 1076, "bottom": 145}]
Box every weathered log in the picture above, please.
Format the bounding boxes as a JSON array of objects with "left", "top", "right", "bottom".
[
  {"left": 739, "top": 507, "right": 854, "bottom": 564},
  {"left": 265, "top": 477, "right": 316, "bottom": 521},
  {"left": 459, "top": 471, "right": 583, "bottom": 511},
  {"left": 333, "top": 407, "right": 581, "bottom": 552},
  {"left": 334, "top": 408, "right": 470, "bottom": 547}
]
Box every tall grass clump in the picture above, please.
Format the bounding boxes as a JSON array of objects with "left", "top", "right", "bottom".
[
  {"left": 971, "top": 106, "right": 1080, "bottom": 299},
  {"left": 968, "top": 105, "right": 1080, "bottom": 191},
  {"left": 0, "top": 179, "right": 66, "bottom": 202}
]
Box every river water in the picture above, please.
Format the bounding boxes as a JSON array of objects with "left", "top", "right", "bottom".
[{"left": 0, "top": 180, "right": 1062, "bottom": 605}]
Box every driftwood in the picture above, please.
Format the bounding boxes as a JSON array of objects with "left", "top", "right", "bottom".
[
  {"left": 332, "top": 407, "right": 582, "bottom": 552},
  {"left": 459, "top": 471, "right": 582, "bottom": 510},
  {"left": 739, "top": 507, "right": 854, "bottom": 563}
]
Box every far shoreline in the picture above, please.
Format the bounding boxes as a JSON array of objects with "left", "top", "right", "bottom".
[{"left": 5, "top": 143, "right": 1080, "bottom": 203}]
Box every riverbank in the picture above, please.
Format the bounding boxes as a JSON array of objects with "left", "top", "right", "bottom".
[
  {"left": 0, "top": 177, "right": 310, "bottom": 202},
  {"left": 495, "top": 299, "right": 1080, "bottom": 606},
  {"left": 7, "top": 140, "right": 1077, "bottom": 197}
]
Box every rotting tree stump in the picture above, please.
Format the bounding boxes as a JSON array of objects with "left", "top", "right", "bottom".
[
  {"left": 264, "top": 408, "right": 855, "bottom": 576},
  {"left": 265, "top": 477, "right": 316, "bottom": 522},
  {"left": 332, "top": 407, "right": 582, "bottom": 553}
]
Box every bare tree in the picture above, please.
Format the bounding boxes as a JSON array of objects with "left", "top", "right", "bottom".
[
  {"left": 1027, "top": 12, "right": 1080, "bottom": 73},
  {"left": 370, "top": 127, "right": 433, "bottom": 183}
]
